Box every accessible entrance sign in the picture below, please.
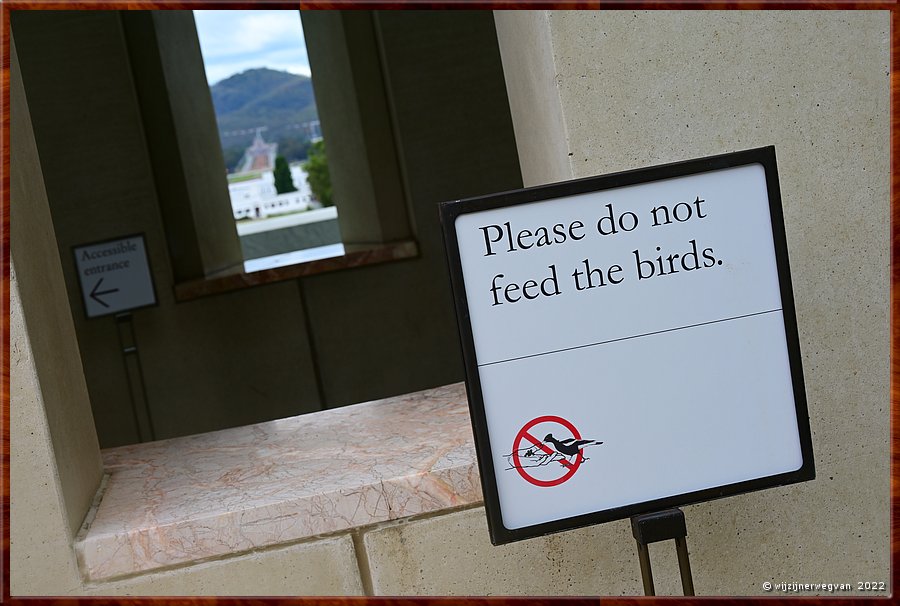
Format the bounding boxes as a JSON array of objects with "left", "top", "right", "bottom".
[
  {"left": 440, "top": 147, "right": 814, "bottom": 545},
  {"left": 73, "top": 234, "right": 157, "bottom": 318}
]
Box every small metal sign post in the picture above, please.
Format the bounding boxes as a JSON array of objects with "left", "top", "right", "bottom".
[
  {"left": 73, "top": 233, "right": 157, "bottom": 319},
  {"left": 439, "top": 147, "right": 815, "bottom": 593},
  {"left": 631, "top": 508, "right": 694, "bottom": 596},
  {"left": 73, "top": 233, "right": 157, "bottom": 440}
]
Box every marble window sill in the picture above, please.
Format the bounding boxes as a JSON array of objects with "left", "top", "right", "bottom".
[
  {"left": 174, "top": 240, "right": 419, "bottom": 302},
  {"left": 75, "top": 383, "right": 481, "bottom": 582}
]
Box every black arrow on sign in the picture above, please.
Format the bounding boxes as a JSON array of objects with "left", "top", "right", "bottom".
[{"left": 90, "top": 277, "right": 119, "bottom": 308}]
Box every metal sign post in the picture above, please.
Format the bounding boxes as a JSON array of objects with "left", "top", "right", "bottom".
[
  {"left": 73, "top": 234, "right": 158, "bottom": 441},
  {"left": 115, "top": 312, "right": 155, "bottom": 442},
  {"left": 631, "top": 508, "right": 694, "bottom": 596}
]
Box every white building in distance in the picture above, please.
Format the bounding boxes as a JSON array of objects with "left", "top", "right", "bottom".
[{"left": 229, "top": 163, "right": 317, "bottom": 220}]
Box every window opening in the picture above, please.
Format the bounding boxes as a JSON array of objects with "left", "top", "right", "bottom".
[{"left": 193, "top": 9, "right": 343, "bottom": 273}]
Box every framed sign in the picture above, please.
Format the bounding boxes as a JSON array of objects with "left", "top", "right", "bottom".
[
  {"left": 73, "top": 233, "right": 157, "bottom": 319},
  {"left": 440, "top": 146, "right": 814, "bottom": 545}
]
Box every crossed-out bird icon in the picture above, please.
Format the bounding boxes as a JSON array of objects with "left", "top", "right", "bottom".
[
  {"left": 505, "top": 432, "right": 603, "bottom": 471},
  {"left": 542, "top": 433, "right": 603, "bottom": 462}
]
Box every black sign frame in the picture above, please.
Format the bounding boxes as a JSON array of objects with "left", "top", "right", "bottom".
[{"left": 439, "top": 146, "right": 815, "bottom": 545}]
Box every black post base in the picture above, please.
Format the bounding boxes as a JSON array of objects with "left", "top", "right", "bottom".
[{"left": 630, "top": 508, "right": 695, "bottom": 596}]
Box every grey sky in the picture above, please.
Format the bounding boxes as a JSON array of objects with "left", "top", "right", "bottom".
[{"left": 193, "top": 10, "right": 311, "bottom": 85}]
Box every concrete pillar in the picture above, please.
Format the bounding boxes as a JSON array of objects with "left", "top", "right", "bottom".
[
  {"left": 121, "top": 10, "right": 243, "bottom": 279},
  {"left": 301, "top": 11, "right": 411, "bottom": 247},
  {"left": 494, "top": 11, "right": 572, "bottom": 187},
  {"left": 10, "top": 34, "right": 103, "bottom": 594},
  {"left": 299, "top": 10, "right": 523, "bottom": 408}
]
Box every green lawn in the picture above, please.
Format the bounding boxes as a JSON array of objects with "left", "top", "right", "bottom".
[{"left": 227, "top": 172, "right": 263, "bottom": 184}]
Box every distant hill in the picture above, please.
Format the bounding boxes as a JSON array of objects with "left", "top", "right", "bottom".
[{"left": 210, "top": 68, "right": 319, "bottom": 154}]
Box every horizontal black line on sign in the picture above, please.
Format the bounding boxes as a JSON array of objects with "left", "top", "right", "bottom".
[{"left": 478, "top": 308, "right": 784, "bottom": 368}]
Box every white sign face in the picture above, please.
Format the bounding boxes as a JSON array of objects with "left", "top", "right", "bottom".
[
  {"left": 73, "top": 235, "right": 157, "bottom": 318},
  {"left": 441, "top": 148, "right": 813, "bottom": 544}
]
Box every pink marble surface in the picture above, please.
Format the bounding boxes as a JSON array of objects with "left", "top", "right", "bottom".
[{"left": 76, "top": 383, "right": 482, "bottom": 581}]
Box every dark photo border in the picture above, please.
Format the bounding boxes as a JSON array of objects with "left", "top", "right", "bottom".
[{"left": 3, "top": 3, "right": 895, "bottom": 603}]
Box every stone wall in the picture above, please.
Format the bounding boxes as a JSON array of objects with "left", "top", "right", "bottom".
[{"left": 495, "top": 9, "right": 889, "bottom": 595}]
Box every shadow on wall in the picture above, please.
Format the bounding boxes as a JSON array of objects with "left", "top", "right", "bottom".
[{"left": 11, "top": 9, "right": 523, "bottom": 448}]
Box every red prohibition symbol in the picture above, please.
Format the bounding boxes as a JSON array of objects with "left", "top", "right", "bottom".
[{"left": 511, "top": 415, "right": 583, "bottom": 487}]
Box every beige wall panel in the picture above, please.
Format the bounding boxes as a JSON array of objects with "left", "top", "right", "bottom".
[
  {"left": 504, "top": 10, "right": 888, "bottom": 594},
  {"left": 9, "top": 271, "right": 86, "bottom": 596},
  {"left": 85, "top": 536, "right": 363, "bottom": 597},
  {"left": 364, "top": 507, "right": 645, "bottom": 595}
]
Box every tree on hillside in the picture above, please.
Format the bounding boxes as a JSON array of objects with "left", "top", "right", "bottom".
[
  {"left": 302, "top": 141, "right": 333, "bottom": 207},
  {"left": 221, "top": 145, "right": 245, "bottom": 173},
  {"left": 273, "top": 156, "right": 298, "bottom": 194},
  {"left": 277, "top": 136, "right": 313, "bottom": 163}
]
